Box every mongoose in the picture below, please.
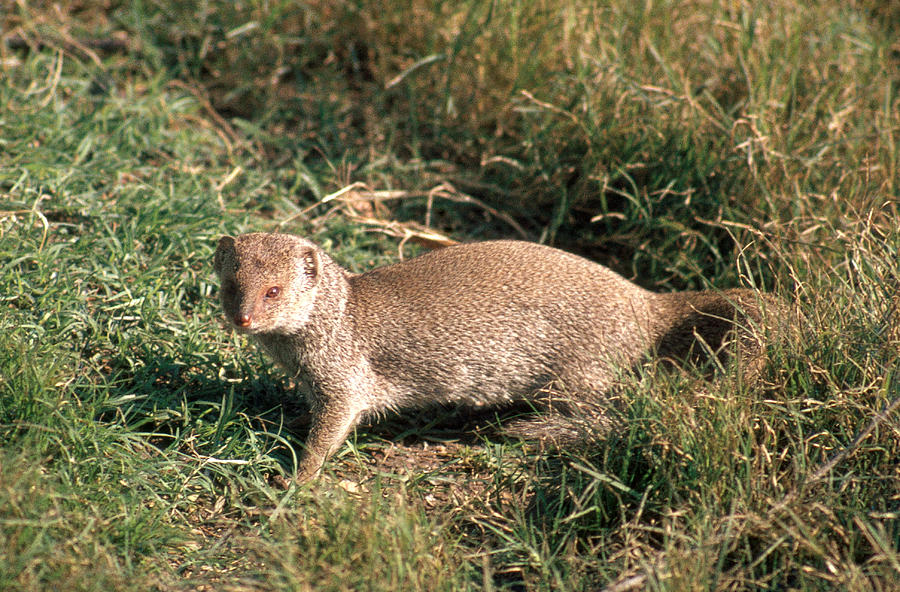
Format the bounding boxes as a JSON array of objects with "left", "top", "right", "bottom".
[{"left": 214, "top": 233, "right": 780, "bottom": 483}]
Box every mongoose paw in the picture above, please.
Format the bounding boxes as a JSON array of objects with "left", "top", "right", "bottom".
[
  {"left": 269, "top": 469, "right": 319, "bottom": 490},
  {"left": 294, "top": 464, "right": 322, "bottom": 484}
]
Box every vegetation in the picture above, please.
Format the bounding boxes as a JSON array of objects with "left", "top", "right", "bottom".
[{"left": 1, "top": 1, "right": 897, "bottom": 589}]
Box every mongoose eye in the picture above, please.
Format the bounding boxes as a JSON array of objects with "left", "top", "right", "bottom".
[{"left": 265, "top": 286, "right": 281, "bottom": 299}]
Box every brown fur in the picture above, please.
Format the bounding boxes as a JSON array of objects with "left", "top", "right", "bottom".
[{"left": 213, "top": 233, "right": 782, "bottom": 483}]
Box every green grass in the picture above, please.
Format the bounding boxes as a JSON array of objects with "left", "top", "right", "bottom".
[{"left": 1, "top": 1, "right": 898, "bottom": 590}]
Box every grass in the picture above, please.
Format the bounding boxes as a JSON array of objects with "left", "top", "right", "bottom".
[{"left": 1, "top": 0, "right": 898, "bottom": 590}]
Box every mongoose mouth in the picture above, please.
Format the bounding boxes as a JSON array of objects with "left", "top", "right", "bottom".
[
  {"left": 227, "top": 319, "right": 293, "bottom": 337},
  {"left": 226, "top": 318, "right": 260, "bottom": 335},
  {"left": 233, "top": 326, "right": 264, "bottom": 336},
  {"left": 226, "top": 309, "right": 266, "bottom": 334}
]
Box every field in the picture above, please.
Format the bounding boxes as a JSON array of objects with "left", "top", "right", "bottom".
[{"left": 1, "top": 1, "right": 898, "bottom": 590}]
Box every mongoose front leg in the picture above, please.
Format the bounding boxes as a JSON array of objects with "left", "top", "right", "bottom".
[{"left": 292, "top": 396, "right": 364, "bottom": 484}]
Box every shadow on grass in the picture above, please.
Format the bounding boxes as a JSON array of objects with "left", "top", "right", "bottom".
[
  {"left": 88, "top": 346, "right": 691, "bottom": 514},
  {"left": 89, "top": 349, "right": 560, "bottom": 477}
]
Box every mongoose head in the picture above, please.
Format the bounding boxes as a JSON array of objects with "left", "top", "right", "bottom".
[{"left": 213, "top": 233, "right": 320, "bottom": 335}]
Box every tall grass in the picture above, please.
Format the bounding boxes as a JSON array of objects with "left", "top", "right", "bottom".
[{"left": 2, "top": 0, "right": 897, "bottom": 590}]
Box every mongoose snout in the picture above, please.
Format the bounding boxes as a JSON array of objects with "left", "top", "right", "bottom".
[{"left": 213, "top": 232, "right": 781, "bottom": 484}]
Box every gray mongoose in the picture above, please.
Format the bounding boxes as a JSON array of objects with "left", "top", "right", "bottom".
[{"left": 214, "top": 233, "right": 781, "bottom": 483}]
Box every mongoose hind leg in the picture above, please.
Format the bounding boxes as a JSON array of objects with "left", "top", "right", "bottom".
[
  {"left": 502, "top": 379, "right": 617, "bottom": 448},
  {"left": 502, "top": 402, "right": 615, "bottom": 448}
]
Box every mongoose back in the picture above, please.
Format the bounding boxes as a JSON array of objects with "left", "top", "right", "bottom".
[{"left": 214, "top": 233, "right": 778, "bottom": 482}]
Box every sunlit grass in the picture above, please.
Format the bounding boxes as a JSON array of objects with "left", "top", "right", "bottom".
[{"left": 1, "top": 1, "right": 897, "bottom": 590}]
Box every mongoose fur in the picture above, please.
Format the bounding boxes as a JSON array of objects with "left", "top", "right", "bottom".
[{"left": 214, "top": 233, "right": 781, "bottom": 483}]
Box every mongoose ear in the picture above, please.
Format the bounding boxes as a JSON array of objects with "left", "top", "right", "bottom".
[
  {"left": 214, "top": 236, "right": 236, "bottom": 274},
  {"left": 299, "top": 247, "right": 319, "bottom": 282}
]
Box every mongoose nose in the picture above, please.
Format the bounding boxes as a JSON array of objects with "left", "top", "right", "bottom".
[{"left": 235, "top": 313, "right": 252, "bottom": 327}]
